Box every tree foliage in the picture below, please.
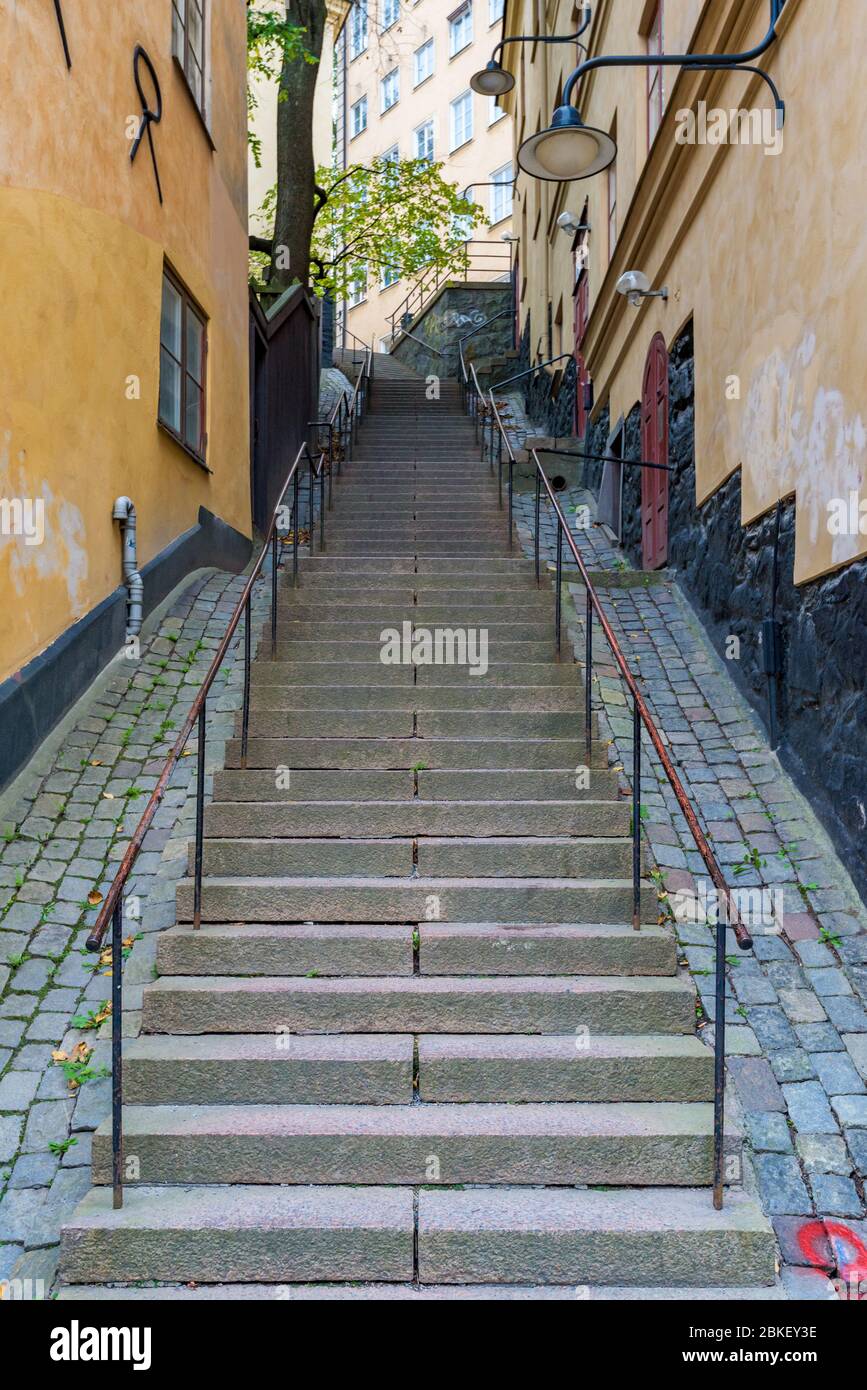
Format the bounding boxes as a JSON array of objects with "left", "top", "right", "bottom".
[{"left": 253, "top": 157, "right": 486, "bottom": 300}]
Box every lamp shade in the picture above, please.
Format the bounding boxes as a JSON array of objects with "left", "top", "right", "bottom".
[
  {"left": 517, "top": 105, "right": 617, "bottom": 181},
  {"left": 470, "top": 61, "right": 515, "bottom": 97}
]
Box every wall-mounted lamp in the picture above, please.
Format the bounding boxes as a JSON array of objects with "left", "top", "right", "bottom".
[
  {"left": 615, "top": 270, "right": 668, "bottom": 307},
  {"left": 517, "top": 0, "right": 786, "bottom": 182},
  {"left": 470, "top": 5, "right": 592, "bottom": 98},
  {"left": 557, "top": 212, "right": 591, "bottom": 236}
]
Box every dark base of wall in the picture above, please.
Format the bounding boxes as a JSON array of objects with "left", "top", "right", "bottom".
[{"left": 0, "top": 507, "right": 251, "bottom": 792}]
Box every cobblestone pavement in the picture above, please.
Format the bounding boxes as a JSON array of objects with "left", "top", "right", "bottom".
[
  {"left": 0, "top": 560, "right": 275, "bottom": 1294},
  {"left": 514, "top": 482, "right": 867, "bottom": 1299}
]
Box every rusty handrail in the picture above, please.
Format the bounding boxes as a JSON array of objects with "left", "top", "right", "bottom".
[
  {"left": 85, "top": 438, "right": 313, "bottom": 954},
  {"left": 474, "top": 382, "right": 752, "bottom": 1211}
]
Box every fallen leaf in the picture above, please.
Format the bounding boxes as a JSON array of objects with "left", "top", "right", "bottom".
[
  {"left": 102, "top": 792, "right": 114, "bottom": 800},
  {"left": 90, "top": 760, "right": 102, "bottom": 767},
  {"left": 51, "top": 1049, "right": 68, "bottom": 1063},
  {"left": 87, "top": 889, "right": 103, "bottom": 907}
]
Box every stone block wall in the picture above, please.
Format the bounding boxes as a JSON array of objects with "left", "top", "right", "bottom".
[{"left": 391, "top": 283, "right": 513, "bottom": 380}]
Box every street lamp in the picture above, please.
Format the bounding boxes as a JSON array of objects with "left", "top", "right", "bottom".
[
  {"left": 470, "top": 5, "right": 592, "bottom": 98},
  {"left": 517, "top": 0, "right": 786, "bottom": 182}
]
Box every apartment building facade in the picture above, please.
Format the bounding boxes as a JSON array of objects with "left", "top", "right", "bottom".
[
  {"left": 501, "top": 0, "right": 867, "bottom": 889},
  {"left": 0, "top": 1, "right": 252, "bottom": 785},
  {"left": 337, "top": 0, "right": 516, "bottom": 350}
]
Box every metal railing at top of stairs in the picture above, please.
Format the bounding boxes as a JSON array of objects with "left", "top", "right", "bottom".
[
  {"left": 85, "top": 347, "right": 372, "bottom": 1209},
  {"left": 468, "top": 380, "right": 754, "bottom": 1213}
]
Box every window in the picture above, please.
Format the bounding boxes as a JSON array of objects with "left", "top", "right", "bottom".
[
  {"left": 349, "top": 2, "right": 368, "bottom": 59},
  {"left": 450, "top": 90, "right": 473, "bottom": 150},
  {"left": 159, "top": 268, "right": 207, "bottom": 462},
  {"left": 490, "top": 163, "right": 513, "bottom": 224},
  {"left": 350, "top": 95, "right": 368, "bottom": 138},
  {"left": 414, "top": 119, "right": 434, "bottom": 161},
  {"left": 607, "top": 157, "right": 617, "bottom": 259},
  {"left": 381, "top": 263, "right": 401, "bottom": 288},
  {"left": 454, "top": 187, "right": 475, "bottom": 241},
  {"left": 381, "top": 143, "right": 399, "bottom": 164},
  {"left": 647, "top": 2, "right": 664, "bottom": 145},
  {"left": 449, "top": 3, "right": 473, "bottom": 57},
  {"left": 382, "top": 0, "right": 400, "bottom": 29},
  {"left": 489, "top": 0, "right": 504, "bottom": 21},
  {"left": 413, "top": 38, "right": 434, "bottom": 86},
  {"left": 381, "top": 68, "right": 400, "bottom": 112},
  {"left": 171, "top": 0, "right": 206, "bottom": 111},
  {"left": 348, "top": 264, "right": 368, "bottom": 307},
  {"left": 488, "top": 94, "right": 506, "bottom": 124}
]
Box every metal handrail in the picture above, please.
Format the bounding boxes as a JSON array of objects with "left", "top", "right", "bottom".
[
  {"left": 457, "top": 307, "right": 515, "bottom": 398},
  {"left": 492, "top": 353, "right": 575, "bottom": 392},
  {"left": 87, "top": 346, "right": 373, "bottom": 1208},
  {"left": 388, "top": 241, "right": 512, "bottom": 339},
  {"left": 473, "top": 382, "right": 753, "bottom": 1213}
]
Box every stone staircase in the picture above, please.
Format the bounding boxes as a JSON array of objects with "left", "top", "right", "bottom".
[{"left": 59, "top": 366, "right": 776, "bottom": 1297}]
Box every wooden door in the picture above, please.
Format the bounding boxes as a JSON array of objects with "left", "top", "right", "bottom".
[{"left": 641, "top": 332, "right": 669, "bottom": 569}]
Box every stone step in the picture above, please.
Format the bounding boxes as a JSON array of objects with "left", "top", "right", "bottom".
[
  {"left": 196, "top": 838, "right": 417, "bottom": 878},
  {"left": 242, "top": 713, "right": 593, "bottom": 741},
  {"left": 124, "top": 1034, "right": 414, "bottom": 1105},
  {"left": 274, "top": 608, "right": 557, "bottom": 626},
  {"left": 419, "top": 770, "right": 621, "bottom": 799},
  {"left": 142, "top": 974, "right": 692, "bottom": 1035},
  {"left": 224, "top": 737, "right": 605, "bottom": 771},
  {"left": 285, "top": 572, "right": 539, "bottom": 591},
  {"left": 417, "top": 923, "right": 671, "bottom": 976},
  {"left": 57, "top": 1282, "right": 788, "bottom": 1300},
  {"left": 418, "top": 1034, "right": 713, "bottom": 1102},
  {"left": 248, "top": 680, "right": 581, "bottom": 711},
  {"left": 176, "top": 876, "right": 657, "bottom": 925},
  {"left": 90, "top": 1102, "right": 727, "bottom": 1187},
  {"left": 414, "top": 836, "right": 636, "bottom": 878},
  {"left": 269, "top": 621, "right": 549, "bottom": 642},
  {"left": 157, "top": 923, "right": 414, "bottom": 976},
  {"left": 417, "top": 1187, "right": 776, "bottom": 1287},
  {"left": 212, "top": 767, "right": 620, "bottom": 802},
  {"left": 60, "top": 1185, "right": 414, "bottom": 1285},
  {"left": 262, "top": 644, "right": 557, "bottom": 663},
  {"left": 212, "top": 769, "right": 412, "bottom": 801},
  {"left": 297, "top": 558, "right": 533, "bottom": 573},
  {"left": 204, "top": 800, "right": 629, "bottom": 838}
]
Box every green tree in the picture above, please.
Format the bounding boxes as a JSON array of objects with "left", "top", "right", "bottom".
[{"left": 253, "top": 157, "right": 485, "bottom": 302}]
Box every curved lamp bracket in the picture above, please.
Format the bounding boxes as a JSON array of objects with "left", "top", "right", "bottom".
[{"left": 562, "top": 0, "right": 786, "bottom": 128}]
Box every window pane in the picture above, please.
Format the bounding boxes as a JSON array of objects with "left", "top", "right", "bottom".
[
  {"left": 161, "top": 277, "right": 182, "bottom": 358},
  {"left": 159, "top": 348, "right": 182, "bottom": 432},
  {"left": 186, "top": 309, "right": 205, "bottom": 386},
  {"left": 172, "top": 1, "right": 185, "bottom": 58},
  {"left": 184, "top": 378, "right": 203, "bottom": 451},
  {"left": 189, "top": 1, "right": 204, "bottom": 64}
]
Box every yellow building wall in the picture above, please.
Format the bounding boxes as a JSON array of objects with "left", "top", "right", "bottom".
[
  {"left": 0, "top": 0, "right": 251, "bottom": 681},
  {"left": 505, "top": 0, "right": 867, "bottom": 586}
]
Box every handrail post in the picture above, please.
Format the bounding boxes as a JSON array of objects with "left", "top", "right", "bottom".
[
  {"left": 555, "top": 519, "right": 563, "bottom": 654},
  {"left": 585, "top": 589, "right": 593, "bottom": 760},
  {"left": 240, "top": 595, "right": 251, "bottom": 767},
  {"left": 534, "top": 470, "right": 541, "bottom": 583},
  {"left": 271, "top": 529, "right": 278, "bottom": 659},
  {"left": 497, "top": 429, "right": 503, "bottom": 509},
  {"left": 508, "top": 459, "right": 513, "bottom": 549},
  {"left": 293, "top": 469, "right": 300, "bottom": 585},
  {"left": 193, "top": 700, "right": 206, "bottom": 928},
  {"left": 308, "top": 453, "right": 316, "bottom": 555},
  {"left": 713, "top": 915, "right": 728, "bottom": 1210},
  {"left": 111, "top": 897, "right": 124, "bottom": 1209},
  {"left": 632, "top": 700, "right": 641, "bottom": 930},
  {"left": 319, "top": 457, "right": 326, "bottom": 550}
]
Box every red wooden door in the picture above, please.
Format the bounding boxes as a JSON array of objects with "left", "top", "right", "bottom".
[{"left": 641, "top": 332, "right": 669, "bottom": 569}]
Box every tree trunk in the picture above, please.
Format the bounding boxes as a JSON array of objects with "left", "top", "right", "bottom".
[{"left": 272, "top": 1, "right": 327, "bottom": 291}]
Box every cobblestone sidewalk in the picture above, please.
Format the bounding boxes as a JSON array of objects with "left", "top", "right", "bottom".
[
  {"left": 0, "top": 560, "right": 275, "bottom": 1295},
  {"left": 514, "top": 483, "right": 867, "bottom": 1299}
]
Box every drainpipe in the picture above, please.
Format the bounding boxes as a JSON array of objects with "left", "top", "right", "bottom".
[{"left": 112, "top": 496, "right": 143, "bottom": 637}]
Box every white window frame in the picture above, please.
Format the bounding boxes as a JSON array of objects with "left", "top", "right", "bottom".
[
  {"left": 489, "top": 163, "right": 513, "bottom": 224},
  {"left": 413, "top": 38, "right": 434, "bottom": 87},
  {"left": 449, "top": 90, "right": 473, "bottom": 151},
  {"left": 349, "top": 2, "right": 368, "bottom": 60},
  {"left": 350, "top": 94, "right": 368, "bottom": 139},
  {"left": 488, "top": 0, "right": 504, "bottom": 23},
  {"left": 380, "top": 67, "right": 400, "bottom": 113},
  {"left": 414, "top": 119, "right": 435, "bottom": 162},
  {"left": 448, "top": 3, "right": 473, "bottom": 58},
  {"left": 381, "top": 262, "right": 401, "bottom": 289},
  {"left": 382, "top": 0, "right": 400, "bottom": 30},
  {"left": 488, "top": 94, "right": 506, "bottom": 124}
]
